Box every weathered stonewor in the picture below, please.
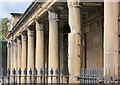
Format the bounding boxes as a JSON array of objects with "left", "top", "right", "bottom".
[
  {"left": 17, "top": 37, "right": 22, "bottom": 70},
  {"left": 104, "top": 1, "right": 119, "bottom": 76},
  {"left": 27, "top": 28, "right": 35, "bottom": 83},
  {"left": 21, "top": 32, "right": 27, "bottom": 83},
  {"left": 7, "top": 42, "right": 11, "bottom": 69},
  {"left": 68, "top": 0, "right": 81, "bottom": 83},
  {"left": 35, "top": 21, "right": 45, "bottom": 83},
  {"left": 13, "top": 39, "right": 17, "bottom": 70},
  {"left": 48, "top": 8, "right": 60, "bottom": 83}
]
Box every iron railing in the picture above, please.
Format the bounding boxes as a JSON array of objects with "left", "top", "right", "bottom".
[{"left": 0, "top": 68, "right": 120, "bottom": 84}]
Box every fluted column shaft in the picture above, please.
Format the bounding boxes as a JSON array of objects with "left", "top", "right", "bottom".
[
  {"left": 68, "top": 0, "right": 81, "bottom": 83},
  {"left": 17, "top": 38, "right": 22, "bottom": 70},
  {"left": 48, "top": 10, "right": 59, "bottom": 83},
  {"left": 13, "top": 39, "right": 17, "bottom": 70},
  {"left": 104, "top": 2, "right": 119, "bottom": 76},
  {"left": 36, "top": 21, "right": 44, "bottom": 70},
  {"left": 10, "top": 41, "right": 13, "bottom": 70},
  {"left": 21, "top": 33, "right": 27, "bottom": 71},
  {"left": 27, "top": 29, "right": 35, "bottom": 71},
  {"left": 7, "top": 42, "right": 11, "bottom": 69},
  {"left": 21, "top": 33, "right": 27, "bottom": 83}
]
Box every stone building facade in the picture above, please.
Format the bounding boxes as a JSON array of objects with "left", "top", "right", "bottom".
[{"left": 6, "top": 0, "right": 120, "bottom": 83}]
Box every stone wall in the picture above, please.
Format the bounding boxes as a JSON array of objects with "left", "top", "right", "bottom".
[{"left": 83, "top": 18, "right": 103, "bottom": 69}]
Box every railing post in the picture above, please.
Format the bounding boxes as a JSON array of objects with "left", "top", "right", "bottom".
[
  {"left": 24, "top": 69, "right": 27, "bottom": 84},
  {"left": 83, "top": 69, "right": 85, "bottom": 83},
  {"left": 13, "top": 68, "right": 16, "bottom": 84},
  {"left": 90, "top": 70, "right": 92, "bottom": 83},
  {"left": 87, "top": 69, "right": 90, "bottom": 84},
  {"left": 79, "top": 69, "right": 82, "bottom": 83},
  {"left": 29, "top": 68, "right": 32, "bottom": 84},
  {"left": 82, "top": 69, "right": 84, "bottom": 83},
  {"left": 50, "top": 68, "right": 53, "bottom": 84},
  {"left": 34, "top": 68, "right": 38, "bottom": 83},
  {"left": 45, "top": 68, "right": 48, "bottom": 84},
  {"left": 7, "top": 68, "right": 10, "bottom": 84},
  {"left": 94, "top": 69, "right": 97, "bottom": 83},
  {"left": 40, "top": 68, "right": 43, "bottom": 84},
  {"left": 93, "top": 69, "right": 95, "bottom": 83},
  {"left": 55, "top": 68, "right": 59, "bottom": 84},
  {"left": 60, "top": 68, "right": 63, "bottom": 84},
  {"left": 2, "top": 68, "right": 4, "bottom": 85},
  {"left": 18, "top": 68, "right": 21, "bottom": 84},
  {"left": 85, "top": 69, "right": 87, "bottom": 83}
]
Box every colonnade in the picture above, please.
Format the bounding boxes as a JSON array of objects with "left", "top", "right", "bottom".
[
  {"left": 6, "top": 0, "right": 120, "bottom": 83},
  {"left": 7, "top": 2, "right": 81, "bottom": 82}
]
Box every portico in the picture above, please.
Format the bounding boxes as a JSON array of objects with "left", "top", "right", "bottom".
[{"left": 6, "top": 0, "right": 119, "bottom": 83}]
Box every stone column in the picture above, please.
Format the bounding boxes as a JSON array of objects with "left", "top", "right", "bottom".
[
  {"left": 35, "top": 21, "right": 44, "bottom": 70},
  {"left": 68, "top": 0, "right": 81, "bottom": 83},
  {"left": 35, "top": 21, "right": 44, "bottom": 83},
  {"left": 17, "top": 37, "right": 22, "bottom": 70},
  {"left": 21, "top": 32, "right": 27, "bottom": 83},
  {"left": 10, "top": 40, "right": 14, "bottom": 83},
  {"left": 21, "top": 33, "right": 27, "bottom": 71},
  {"left": 27, "top": 28, "right": 35, "bottom": 72},
  {"left": 13, "top": 39, "right": 17, "bottom": 70},
  {"left": 10, "top": 41, "right": 13, "bottom": 70},
  {"left": 7, "top": 42, "right": 11, "bottom": 69},
  {"left": 48, "top": 9, "right": 59, "bottom": 83},
  {"left": 104, "top": 2, "right": 119, "bottom": 76}
]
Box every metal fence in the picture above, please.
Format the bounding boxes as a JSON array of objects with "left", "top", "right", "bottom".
[
  {"left": 78, "top": 68, "right": 103, "bottom": 83},
  {"left": 0, "top": 68, "right": 120, "bottom": 84},
  {"left": 78, "top": 68, "right": 120, "bottom": 84}
]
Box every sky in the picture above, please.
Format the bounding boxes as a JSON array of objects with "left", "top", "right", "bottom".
[
  {"left": 0, "top": 0, "right": 32, "bottom": 19},
  {"left": 0, "top": 0, "right": 119, "bottom": 19}
]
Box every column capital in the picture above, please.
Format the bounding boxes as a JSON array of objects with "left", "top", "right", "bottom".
[
  {"left": 21, "top": 35, "right": 27, "bottom": 41},
  {"left": 7, "top": 42, "right": 11, "bottom": 47},
  {"left": 21, "top": 32, "right": 27, "bottom": 41},
  {"left": 13, "top": 39, "right": 17, "bottom": 47},
  {"left": 48, "top": 8, "right": 60, "bottom": 21},
  {"left": 27, "top": 29, "right": 35, "bottom": 37},
  {"left": 36, "top": 21, "right": 44, "bottom": 31},
  {"left": 10, "top": 40, "right": 14, "bottom": 46},
  {"left": 17, "top": 38, "right": 21, "bottom": 44},
  {"left": 67, "top": 0, "right": 81, "bottom": 7},
  {"left": 21, "top": 31, "right": 27, "bottom": 36},
  {"left": 34, "top": 17, "right": 39, "bottom": 22}
]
